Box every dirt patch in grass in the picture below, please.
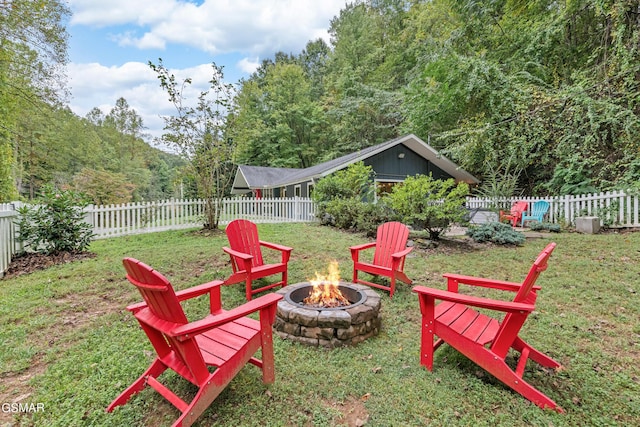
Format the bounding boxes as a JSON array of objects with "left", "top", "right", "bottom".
[
  {"left": 322, "top": 396, "right": 369, "bottom": 426},
  {"left": 0, "top": 355, "right": 48, "bottom": 425},
  {"left": 414, "top": 236, "right": 489, "bottom": 255},
  {"left": 2, "top": 251, "right": 96, "bottom": 279}
]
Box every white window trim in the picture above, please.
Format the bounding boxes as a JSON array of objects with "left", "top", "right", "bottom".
[{"left": 374, "top": 179, "right": 404, "bottom": 201}]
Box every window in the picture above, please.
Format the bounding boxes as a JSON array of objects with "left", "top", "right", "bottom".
[
  {"left": 376, "top": 180, "right": 402, "bottom": 197},
  {"left": 294, "top": 185, "right": 301, "bottom": 197}
]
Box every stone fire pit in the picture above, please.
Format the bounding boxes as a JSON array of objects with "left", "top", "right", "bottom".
[{"left": 274, "top": 282, "right": 382, "bottom": 348}]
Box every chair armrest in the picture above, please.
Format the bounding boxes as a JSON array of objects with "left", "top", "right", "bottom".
[
  {"left": 260, "top": 240, "right": 292, "bottom": 263},
  {"left": 412, "top": 285, "right": 534, "bottom": 313},
  {"left": 170, "top": 293, "right": 283, "bottom": 340},
  {"left": 222, "top": 246, "right": 253, "bottom": 262},
  {"left": 350, "top": 242, "right": 376, "bottom": 262},
  {"left": 350, "top": 242, "right": 376, "bottom": 252},
  {"left": 443, "top": 273, "right": 541, "bottom": 292},
  {"left": 175, "top": 280, "right": 224, "bottom": 300},
  {"left": 127, "top": 280, "right": 225, "bottom": 312},
  {"left": 392, "top": 247, "right": 413, "bottom": 260},
  {"left": 259, "top": 240, "right": 292, "bottom": 253}
]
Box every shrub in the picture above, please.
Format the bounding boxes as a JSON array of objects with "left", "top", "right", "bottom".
[
  {"left": 466, "top": 221, "right": 526, "bottom": 245},
  {"left": 354, "top": 201, "right": 397, "bottom": 237},
  {"left": 383, "top": 174, "right": 469, "bottom": 240},
  {"left": 17, "top": 186, "right": 94, "bottom": 255},
  {"left": 529, "top": 222, "right": 561, "bottom": 233},
  {"left": 322, "top": 198, "right": 362, "bottom": 230},
  {"left": 313, "top": 162, "right": 379, "bottom": 232},
  {"left": 312, "top": 162, "right": 374, "bottom": 204}
]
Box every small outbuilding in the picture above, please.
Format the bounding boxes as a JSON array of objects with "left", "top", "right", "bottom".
[{"left": 231, "top": 134, "right": 479, "bottom": 197}]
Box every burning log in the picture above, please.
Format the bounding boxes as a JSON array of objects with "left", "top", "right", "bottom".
[{"left": 303, "top": 261, "right": 350, "bottom": 308}]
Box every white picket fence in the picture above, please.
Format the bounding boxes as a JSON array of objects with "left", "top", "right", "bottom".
[
  {"left": 88, "top": 197, "right": 316, "bottom": 239},
  {"left": 0, "top": 209, "right": 20, "bottom": 278},
  {"left": 1, "top": 190, "right": 640, "bottom": 276},
  {"left": 466, "top": 190, "right": 640, "bottom": 227}
]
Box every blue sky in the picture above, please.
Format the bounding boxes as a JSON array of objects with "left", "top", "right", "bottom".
[{"left": 65, "top": 0, "right": 348, "bottom": 143}]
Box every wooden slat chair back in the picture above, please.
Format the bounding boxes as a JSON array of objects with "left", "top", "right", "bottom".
[
  {"left": 521, "top": 200, "right": 550, "bottom": 226},
  {"left": 413, "top": 243, "right": 564, "bottom": 412},
  {"left": 107, "top": 258, "right": 282, "bottom": 427},
  {"left": 499, "top": 201, "right": 528, "bottom": 227},
  {"left": 223, "top": 219, "right": 293, "bottom": 301},
  {"left": 122, "top": 260, "right": 207, "bottom": 384},
  {"left": 351, "top": 221, "right": 413, "bottom": 298},
  {"left": 226, "top": 218, "right": 265, "bottom": 268}
]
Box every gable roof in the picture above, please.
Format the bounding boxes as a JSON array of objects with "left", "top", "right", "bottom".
[{"left": 231, "top": 134, "right": 479, "bottom": 193}]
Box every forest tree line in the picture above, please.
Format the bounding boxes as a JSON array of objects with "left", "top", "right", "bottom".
[
  {"left": 230, "top": 0, "right": 640, "bottom": 197},
  {"left": 2, "top": 0, "right": 640, "bottom": 203},
  {"left": 1, "top": 1, "right": 187, "bottom": 204}
]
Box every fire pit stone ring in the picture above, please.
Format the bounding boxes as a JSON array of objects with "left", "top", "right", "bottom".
[{"left": 274, "top": 282, "right": 382, "bottom": 348}]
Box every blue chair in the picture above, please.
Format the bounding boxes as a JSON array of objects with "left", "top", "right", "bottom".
[{"left": 521, "top": 201, "right": 550, "bottom": 226}]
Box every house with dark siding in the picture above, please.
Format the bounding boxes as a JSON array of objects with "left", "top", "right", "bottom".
[{"left": 231, "top": 134, "right": 479, "bottom": 197}]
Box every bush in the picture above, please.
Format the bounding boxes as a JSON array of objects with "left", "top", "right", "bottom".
[
  {"left": 314, "top": 162, "right": 380, "bottom": 233},
  {"left": 312, "top": 162, "right": 374, "bottom": 205},
  {"left": 17, "top": 186, "right": 94, "bottom": 255},
  {"left": 466, "top": 221, "right": 526, "bottom": 245},
  {"left": 529, "top": 222, "right": 561, "bottom": 233},
  {"left": 383, "top": 174, "right": 469, "bottom": 240},
  {"left": 354, "top": 201, "right": 397, "bottom": 237},
  {"left": 322, "top": 198, "right": 362, "bottom": 230}
]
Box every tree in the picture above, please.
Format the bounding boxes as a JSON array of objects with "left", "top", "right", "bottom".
[
  {"left": 150, "top": 59, "right": 236, "bottom": 229},
  {"left": 0, "top": 0, "right": 70, "bottom": 201},
  {"left": 72, "top": 168, "right": 136, "bottom": 205},
  {"left": 231, "top": 61, "right": 327, "bottom": 168}
]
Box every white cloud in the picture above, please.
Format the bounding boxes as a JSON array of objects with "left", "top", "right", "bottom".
[
  {"left": 69, "top": 0, "right": 179, "bottom": 27},
  {"left": 237, "top": 57, "right": 261, "bottom": 74},
  {"left": 67, "top": 62, "right": 228, "bottom": 145},
  {"left": 69, "top": 0, "right": 347, "bottom": 56},
  {"left": 66, "top": 0, "right": 348, "bottom": 148}
]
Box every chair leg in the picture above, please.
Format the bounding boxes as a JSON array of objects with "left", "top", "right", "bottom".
[
  {"left": 259, "top": 317, "right": 276, "bottom": 384},
  {"left": 451, "top": 344, "right": 563, "bottom": 412},
  {"left": 245, "top": 277, "right": 253, "bottom": 301},
  {"left": 489, "top": 359, "right": 563, "bottom": 412},
  {"left": 107, "top": 359, "right": 167, "bottom": 412},
  {"left": 395, "top": 271, "right": 412, "bottom": 285},
  {"left": 513, "top": 337, "right": 561, "bottom": 369},
  {"left": 389, "top": 276, "right": 396, "bottom": 298},
  {"left": 418, "top": 297, "right": 436, "bottom": 371}
]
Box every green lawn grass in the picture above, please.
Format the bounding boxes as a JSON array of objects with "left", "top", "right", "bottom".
[{"left": 1, "top": 223, "right": 639, "bottom": 426}]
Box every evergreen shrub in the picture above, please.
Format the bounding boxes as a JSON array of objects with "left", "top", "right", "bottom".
[
  {"left": 529, "top": 222, "right": 561, "bottom": 233},
  {"left": 17, "top": 185, "right": 94, "bottom": 255},
  {"left": 466, "top": 221, "right": 526, "bottom": 245}
]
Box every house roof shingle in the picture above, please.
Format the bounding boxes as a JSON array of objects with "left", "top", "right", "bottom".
[{"left": 231, "top": 134, "right": 479, "bottom": 193}]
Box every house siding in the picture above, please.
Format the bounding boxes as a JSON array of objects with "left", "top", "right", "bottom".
[
  {"left": 363, "top": 143, "right": 453, "bottom": 181},
  {"left": 282, "top": 181, "right": 312, "bottom": 198}
]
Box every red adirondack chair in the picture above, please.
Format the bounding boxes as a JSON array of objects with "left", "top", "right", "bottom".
[
  {"left": 412, "top": 243, "right": 564, "bottom": 412},
  {"left": 223, "top": 219, "right": 293, "bottom": 301},
  {"left": 107, "top": 258, "right": 282, "bottom": 427},
  {"left": 350, "top": 221, "right": 413, "bottom": 298},
  {"left": 499, "top": 201, "right": 528, "bottom": 227}
]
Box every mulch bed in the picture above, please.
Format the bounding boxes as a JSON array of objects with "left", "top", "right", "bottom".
[{"left": 2, "top": 251, "right": 96, "bottom": 279}]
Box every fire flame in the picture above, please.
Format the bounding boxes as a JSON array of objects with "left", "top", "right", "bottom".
[{"left": 303, "top": 261, "right": 350, "bottom": 308}]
